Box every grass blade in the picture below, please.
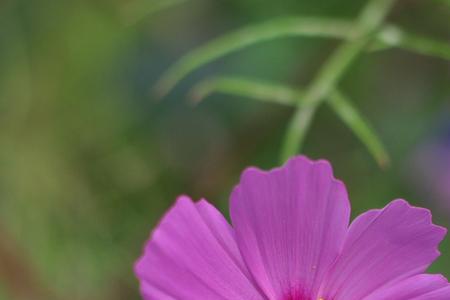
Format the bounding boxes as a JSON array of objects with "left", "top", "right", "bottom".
[
  {"left": 156, "top": 17, "right": 355, "bottom": 95},
  {"left": 328, "top": 90, "right": 390, "bottom": 167},
  {"left": 280, "top": 0, "right": 395, "bottom": 163},
  {"left": 156, "top": 13, "right": 449, "bottom": 97},
  {"left": 190, "top": 76, "right": 301, "bottom": 106},
  {"left": 191, "top": 77, "right": 390, "bottom": 167}
]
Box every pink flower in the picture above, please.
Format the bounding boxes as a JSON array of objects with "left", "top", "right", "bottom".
[{"left": 135, "top": 156, "right": 449, "bottom": 300}]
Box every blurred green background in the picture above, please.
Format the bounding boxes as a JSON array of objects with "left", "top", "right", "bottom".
[{"left": 0, "top": 0, "right": 449, "bottom": 299}]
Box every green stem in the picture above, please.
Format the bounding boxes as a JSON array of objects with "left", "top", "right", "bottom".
[
  {"left": 375, "top": 25, "right": 450, "bottom": 61},
  {"left": 328, "top": 90, "right": 390, "bottom": 168},
  {"left": 279, "top": 0, "right": 396, "bottom": 163},
  {"left": 157, "top": 17, "right": 450, "bottom": 96},
  {"left": 156, "top": 17, "right": 355, "bottom": 95},
  {"left": 191, "top": 76, "right": 390, "bottom": 167}
]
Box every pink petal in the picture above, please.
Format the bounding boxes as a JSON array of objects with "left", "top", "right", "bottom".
[
  {"left": 364, "top": 274, "right": 450, "bottom": 300},
  {"left": 230, "top": 156, "right": 350, "bottom": 299},
  {"left": 319, "top": 199, "right": 447, "bottom": 300},
  {"left": 134, "top": 196, "right": 263, "bottom": 300},
  {"left": 417, "top": 286, "right": 450, "bottom": 300}
]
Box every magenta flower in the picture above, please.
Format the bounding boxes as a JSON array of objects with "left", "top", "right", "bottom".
[{"left": 135, "top": 156, "right": 449, "bottom": 299}]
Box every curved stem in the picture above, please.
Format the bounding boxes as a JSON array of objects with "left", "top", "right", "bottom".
[
  {"left": 156, "top": 17, "right": 356, "bottom": 95},
  {"left": 279, "top": 0, "right": 396, "bottom": 162},
  {"left": 191, "top": 77, "right": 390, "bottom": 168},
  {"left": 157, "top": 15, "right": 450, "bottom": 97}
]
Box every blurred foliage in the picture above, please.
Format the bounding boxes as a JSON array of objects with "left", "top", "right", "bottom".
[{"left": 0, "top": 0, "right": 449, "bottom": 299}]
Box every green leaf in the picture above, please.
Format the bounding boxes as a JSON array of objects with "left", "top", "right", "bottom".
[
  {"left": 156, "top": 17, "right": 355, "bottom": 95},
  {"left": 280, "top": 0, "right": 395, "bottom": 162},
  {"left": 191, "top": 77, "right": 390, "bottom": 167},
  {"left": 328, "top": 90, "right": 390, "bottom": 168},
  {"left": 157, "top": 15, "right": 450, "bottom": 97},
  {"left": 190, "top": 76, "right": 301, "bottom": 106}
]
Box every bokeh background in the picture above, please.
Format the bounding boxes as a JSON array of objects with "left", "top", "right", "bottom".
[{"left": 0, "top": 0, "right": 449, "bottom": 299}]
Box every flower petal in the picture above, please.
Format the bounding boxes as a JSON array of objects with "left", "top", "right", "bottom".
[
  {"left": 363, "top": 274, "right": 450, "bottom": 300},
  {"left": 417, "top": 286, "right": 450, "bottom": 300},
  {"left": 134, "top": 196, "right": 263, "bottom": 300},
  {"left": 230, "top": 156, "right": 350, "bottom": 299},
  {"left": 319, "top": 199, "right": 447, "bottom": 300}
]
